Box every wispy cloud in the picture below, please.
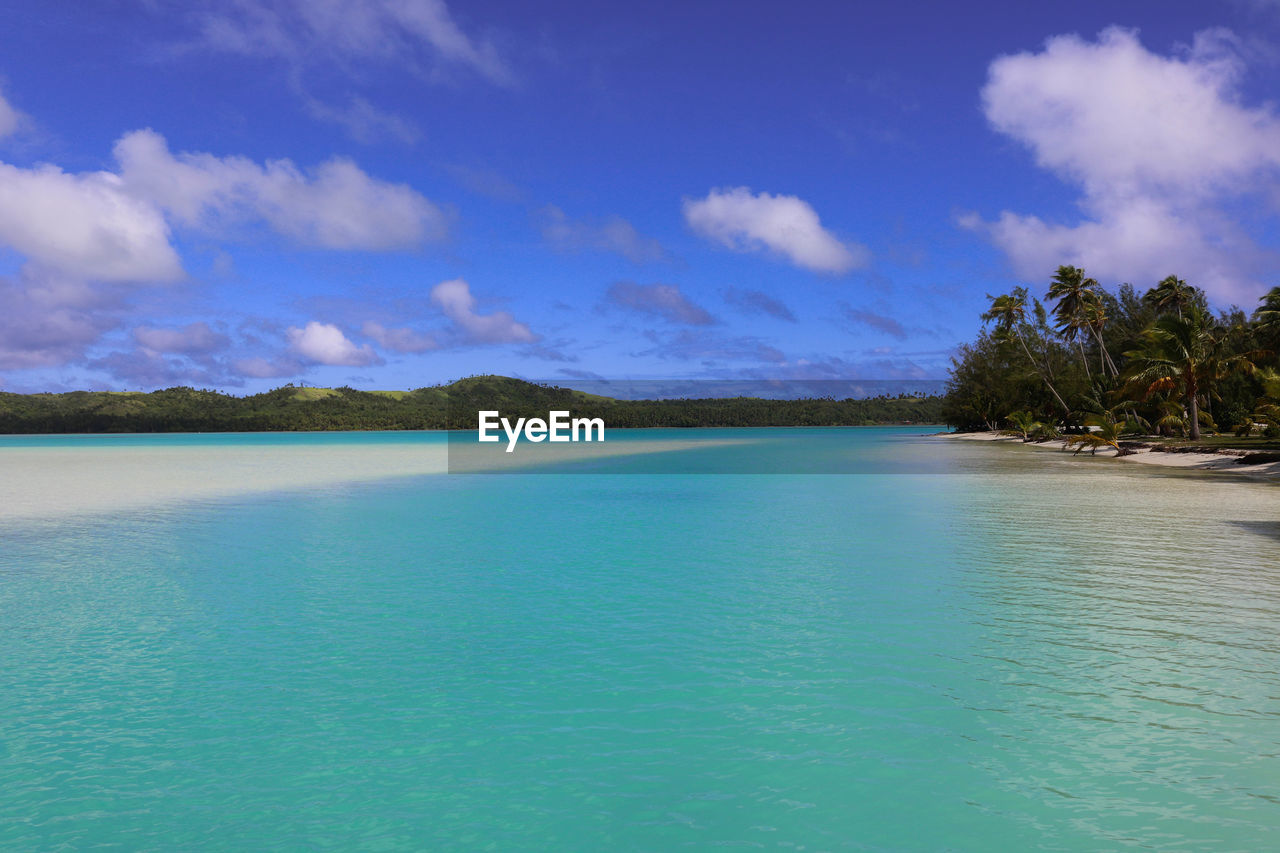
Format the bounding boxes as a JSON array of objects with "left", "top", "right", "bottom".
[
  {"left": 724, "top": 287, "right": 796, "bottom": 322},
  {"left": 190, "top": 0, "right": 513, "bottom": 85},
  {"left": 134, "top": 322, "right": 230, "bottom": 354},
  {"left": 538, "top": 205, "right": 667, "bottom": 264},
  {"left": 636, "top": 329, "right": 786, "bottom": 365},
  {"left": 0, "top": 85, "right": 21, "bottom": 139},
  {"left": 843, "top": 307, "right": 906, "bottom": 339},
  {"left": 361, "top": 321, "right": 437, "bottom": 353},
  {"left": 604, "top": 282, "right": 716, "bottom": 325},
  {"left": 301, "top": 94, "right": 420, "bottom": 145}
]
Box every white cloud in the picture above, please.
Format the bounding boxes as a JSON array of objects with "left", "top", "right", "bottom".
[
  {"left": 973, "top": 27, "right": 1280, "bottom": 302},
  {"left": 361, "top": 320, "right": 437, "bottom": 353},
  {"left": 194, "top": 0, "right": 512, "bottom": 85},
  {"left": 983, "top": 28, "right": 1280, "bottom": 204},
  {"left": 430, "top": 278, "right": 536, "bottom": 344},
  {"left": 0, "top": 87, "right": 19, "bottom": 138},
  {"left": 683, "top": 187, "right": 866, "bottom": 274},
  {"left": 114, "top": 129, "right": 449, "bottom": 250},
  {"left": 0, "top": 163, "right": 183, "bottom": 282},
  {"left": 287, "top": 320, "right": 381, "bottom": 365},
  {"left": 539, "top": 205, "right": 667, "bottom": 263}
]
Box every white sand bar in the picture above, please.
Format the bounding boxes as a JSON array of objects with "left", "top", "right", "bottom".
[
  {"left": 0, "top": 442, "right": 449, "bottom": 523},
  {"left": 0, "top": 435, "right": 753, "bottom": 523}
]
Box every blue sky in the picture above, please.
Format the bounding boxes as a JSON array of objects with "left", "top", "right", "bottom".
[{"left": 3, "top": 0, "right": 1280, "bottom": 392}]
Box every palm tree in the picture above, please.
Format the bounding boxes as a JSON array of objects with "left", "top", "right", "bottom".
[
  {"left": 1083, "top": 296, "right": 1120, "bottom": 378},
  {"left": 1047, "top": 265, "right": 1094, "bottom": 380},
  {"left": 982, "top": 288, "right": 1070, "bottom": 414},
  {"left": 1252, "top": 286, "right": 1280, "bottom": 347},
  {"left": 1243, "top": 369, "right": 1280, "bottom": 435},
  {"left": 1066, "top": 411, "right": 1134, "bottom": 456},
  {"left": 1047, "top": 266, "right": 1119, "bottom": 378},
  {"left": 1124, "top": 307, "right": 1257, "bottom": 440},
  {"left": 1146, "top": 275, "right": 1195, "bottom": 319},
  {"left": 1002, "top": 410, "right": 1039, "bottom": 441}
]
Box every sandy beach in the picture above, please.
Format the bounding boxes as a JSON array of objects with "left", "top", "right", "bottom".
[{"left": 942, "top": 431, "right": 1280, "bottom": 478}]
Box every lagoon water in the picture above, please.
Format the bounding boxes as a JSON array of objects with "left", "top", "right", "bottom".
[{"left": 2, "top": 428, "right": 1280, "bottom": 849}]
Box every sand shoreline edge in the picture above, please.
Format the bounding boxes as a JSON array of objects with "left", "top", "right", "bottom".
[{"left": 939, "top": 430, "right": 1280, "bottom": 479}]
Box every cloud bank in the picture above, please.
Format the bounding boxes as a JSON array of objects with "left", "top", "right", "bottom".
[{"left": 0, "top": 113, "right": 449, "bottom": 374}]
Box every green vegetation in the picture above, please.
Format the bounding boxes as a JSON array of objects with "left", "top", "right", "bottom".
[
  {"left": 943, "top": 265, "right": 1280, "bottom": 448},
  {"left": 0, "top": 376, "right": 943, "bottom": 433}
]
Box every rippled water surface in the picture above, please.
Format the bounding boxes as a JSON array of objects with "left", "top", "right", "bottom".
[{"left": 2, "top": 429, "right": 1279, "bottom": 849}]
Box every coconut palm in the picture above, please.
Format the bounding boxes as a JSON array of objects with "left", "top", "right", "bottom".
[
  {"left": 1252, "top": 286, "right": 1280, "bottom": 348},
  {"left": 1002, "top": 410, "right": 1040, "bottom": 441},
  {"left": 1047, "top": 265, "right": 1095, "bottom": 380},
  {"left": 1048, "top": 266, "right": 1121, "bottom": 379},
  {"left": 1082, "top": 296, "right": 1120, "bottom": 378},
  {"left": 1124, "top": 307, "right": 1257, "bottom": 441},
  {"left": 1246, "top": 369, "right": 1280, "bottom": 435},
  {"left": 1146, "top": 275, "right": 1195, "bottom": 319},
  {"left": 982, "top": 288, "right": 1070, "bottom": 414},
  {"left": 1066, "top": 411, "right": 1133, "bottom": 456}
]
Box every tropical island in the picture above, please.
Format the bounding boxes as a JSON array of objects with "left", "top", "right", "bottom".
[
  {"left": 0, "top": 376, "right": 942, "bottom": 433},
  {"left": 941, "top": 266, "right": 1280, "bottom": 457}
]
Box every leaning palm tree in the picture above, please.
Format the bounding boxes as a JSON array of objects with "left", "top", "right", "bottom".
[
  {"left": 1124, "top": 307, "right": 1257, "bottom": 441},
  {"left": 982, "top": 288, "right": 1070, "bottom": 414},
  {"left": 1065, "top": 412, "right": 1134, "bottom": 456},
  {"left": 1048, "top": 266, "right": 1122, "bottom": 378},
  {"left": 1082, "top": 296, "right": 1120, "bottom": 378}
]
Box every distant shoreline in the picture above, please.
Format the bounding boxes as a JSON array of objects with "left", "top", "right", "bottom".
[
  {"left": 0, "top": 423, "right": 943, "bottom": 438},
  {"left": 0, "top": 376, "right": 943, "bottom": 433}
]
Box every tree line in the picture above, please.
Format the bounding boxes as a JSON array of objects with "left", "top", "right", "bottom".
[
  {"left": 0, "top": 376, "right": 944, "bottom": 433},
  {"left": 942, "top": 266, "right": 1280, "bottom": 445}
]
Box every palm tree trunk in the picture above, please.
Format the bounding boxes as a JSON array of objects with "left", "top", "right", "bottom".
[
  {"left": 1016, "top": 330, "right": 1070, "bottom": 414},
  {"left": 1187, "top": 376, "right": 1200, "bottom": 441},
  {"left": 1078, "top": 340, "right": 1092, "bottom": 381},
  {"left": 1089, "top": 325, "right": 1118, "bottom": 377}
]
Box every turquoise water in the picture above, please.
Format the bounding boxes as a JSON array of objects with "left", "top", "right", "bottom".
[{"left": 2, "top": 428, "right": 1280, "bottom": 849}]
